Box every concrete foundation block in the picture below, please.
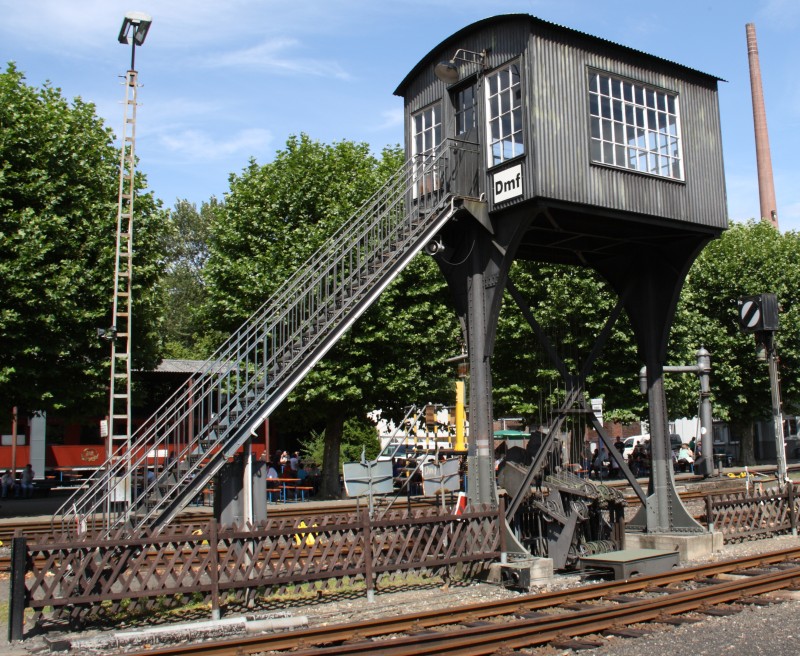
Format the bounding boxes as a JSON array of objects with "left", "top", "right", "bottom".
[
  {"left": 487, "top": 558, "right": 555, "bottom": 590},
  {"left": 624, "top": 531, "right": 723, "bottom": 562}
]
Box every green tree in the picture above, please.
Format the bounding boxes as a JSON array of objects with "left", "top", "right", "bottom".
[
  {"left": 204, "top": 135, "right": 460, "bottom": 497},
  {"left": 0, "top": 63, "right": 166, "bottom": 417},
  {"left": 667, "top": 220, "right": 800, "bottom": 464},
  {"left": 161, "top": 198, "right": 220, "bottom": 359},
  {"left": 300, "top": 416, "right": 381, "bottom": 466},
  {"left": 492, "top": 260, "right": 642, "bottom": 426}
]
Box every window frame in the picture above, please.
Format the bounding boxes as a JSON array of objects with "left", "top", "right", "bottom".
[
  {"left": 410, "top": 102, "right": 443, "bottom": 197},
  {"left": 484, "top": 60, "right": 525, "bottom": 168},
  {"left": 452, "top": 81, "right": 477, "bottom": 138},
  {"left": 587, "top": 69, "right": 684, "bottom": 181}
]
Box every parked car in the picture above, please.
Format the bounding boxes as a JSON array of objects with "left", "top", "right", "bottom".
[{"left": 622, "top": 435, "right": 649, "bottom": 461}]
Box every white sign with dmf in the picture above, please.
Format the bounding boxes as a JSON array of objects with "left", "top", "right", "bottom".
[{"left": 493, "top": 164, "right": 523, "bottom": 203}]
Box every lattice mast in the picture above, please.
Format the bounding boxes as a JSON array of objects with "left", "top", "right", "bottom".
[
  {"left": 104, "top": 13, "right": 152, "bottom": 523},
  {"left": 106, "top": 69, "right": 139, "bottom": 512}
]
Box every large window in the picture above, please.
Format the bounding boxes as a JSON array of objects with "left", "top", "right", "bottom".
[
  {"left": 486, "top": 62, "right": 524, "bottom": 166},
  {"left": 411, "top": 103, "right": 442, "bottom": 196},
  {"left": 588, "top": 71, "right": 683, "bottom": 180}
]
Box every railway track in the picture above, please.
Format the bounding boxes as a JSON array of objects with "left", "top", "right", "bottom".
[{"left": 119, "top": 546, "right": 800, "bottom": 656}]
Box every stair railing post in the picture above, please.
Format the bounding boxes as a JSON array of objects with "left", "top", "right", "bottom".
[
  {"left": 362, "top": 510, "right": 374, "bottom": 603},
  {"left": 209, "top": 518, "right": 220, "bottom": 620},
  {"left": 706, "top": 493, "right": 715, "bottom": 533},
  {"left": 8, "top": 535, "right": 27, "bottom": 642}
]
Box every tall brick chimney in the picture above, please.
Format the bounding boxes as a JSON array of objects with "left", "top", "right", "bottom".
[{"left": 746, "top": 23, "right": 779, "bottom": 229}]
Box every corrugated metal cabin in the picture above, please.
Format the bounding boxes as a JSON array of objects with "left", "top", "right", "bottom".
[
  {"left": 394, "top": 14, "right": 727, "bottom": 266},
  {"left": 395, "top": 15, "right": 728, "bottom": 531}
]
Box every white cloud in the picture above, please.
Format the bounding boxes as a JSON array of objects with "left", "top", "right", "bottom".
[
  {"left": 373, "top": 107, "right": 404, "bottom": 131},
  {"left": 159, "top": 127, "right": 272, "bottom": 161},
  {"left": 201, "top": 38, "right": 351, "bottom": 80}
]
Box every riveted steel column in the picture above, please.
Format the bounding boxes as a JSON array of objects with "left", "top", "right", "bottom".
[{"left": 465, "top": 235, "right": 496, "bottom": 506}]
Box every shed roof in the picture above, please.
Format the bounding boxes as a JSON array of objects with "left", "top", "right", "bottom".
[{"left": 394, "top": 13, "right": 722, "bottom": 97}]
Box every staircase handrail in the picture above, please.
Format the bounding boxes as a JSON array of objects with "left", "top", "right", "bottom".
[{"left": 54, "top": 139, "right": 479, "bottom": 536}]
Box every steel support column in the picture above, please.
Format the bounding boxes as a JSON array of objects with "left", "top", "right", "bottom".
[
  {"left": 465, "top": 236, "right": 497, "bottom": 505},
  {"left": 602, "top": 240, "right": 709, "bottom": 534}
]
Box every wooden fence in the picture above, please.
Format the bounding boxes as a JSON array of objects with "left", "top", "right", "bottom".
[
  {"left": 704, "top": 481, "right": 798, "bottom": 542},
  {"left": 8, "top": 503, "right": 502, "bottom": 640}
]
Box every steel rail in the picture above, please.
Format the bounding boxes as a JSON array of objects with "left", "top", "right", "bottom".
[
  {"left": 121, "top": 546, "right": 800, "bottom": 656},
  {"left": 312, "top": 564, "right": 800, "bottom": 656}
]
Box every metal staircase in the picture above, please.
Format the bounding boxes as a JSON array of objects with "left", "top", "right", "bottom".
[{"left": 55, "top": 139, "right": 480, "bottom": 538}]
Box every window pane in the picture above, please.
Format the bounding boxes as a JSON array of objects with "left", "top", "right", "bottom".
[
  {"left": 623, "top": 83, "right": 633, "bottom": 102},
  {"left": 615, "top": 122, "right": 627, "bottom": 144},
  {"left": 591, "top": 117, "right": 601, "bottom": 139},
  {"left": 602, "top": 119, "right": 613, "bottom": 141},
  {"left": 625, "top": 103, "right": 634, "bottom": 124},
  {"left": 512, "top": 107, "right": 522, "bottom": 130},
  {"left": 589, "top": 73, "right": 598, "bottom": 93},
  {"left": 613, "top": 99, "right": 623, "bottom": 122},
  {"left": 500, "top": 91, "right": 510, "bottom": 114},
  {"left": 499, "top": 68, "right": 509, "bottom": 90},
  {"left": 590, "top": 94, "right": 599, "bottom": 116},
  {"left": 603, "top": 141, "right": 614, "bottom": 163},
  {"left": 601, "top": 96, "right": 611, "bottom": 119}
]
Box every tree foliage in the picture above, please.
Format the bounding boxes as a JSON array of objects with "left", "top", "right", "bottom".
[
  {"left": 204, "top": 135, "right": 460, "bottom": 495},
  {"left": 161, "top": 198, "right": 220, "bottom": 359},
  {"left": 667, "top": 221, "right": 800, "bottom": 459},
  {"left": 299, "top": 416, "right": 381, "bottom": 466},
  {"left": 492, "top": 260, "right": 642, "bottom": 425},
  {"left": 0, "top": 63, "right": 166, "bottom": 416}
]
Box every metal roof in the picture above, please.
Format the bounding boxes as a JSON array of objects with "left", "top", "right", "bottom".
[{"left": 394, "top": 13, "right": 723, "bottom": 97}]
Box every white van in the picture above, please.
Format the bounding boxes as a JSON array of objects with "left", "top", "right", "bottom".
[{"left": 622, "top": 434, "right": 649, "bottom": 461}]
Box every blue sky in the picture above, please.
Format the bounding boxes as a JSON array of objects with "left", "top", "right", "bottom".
[{"left": 1, "top": 1, "right": 798, "bottom": 231}]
